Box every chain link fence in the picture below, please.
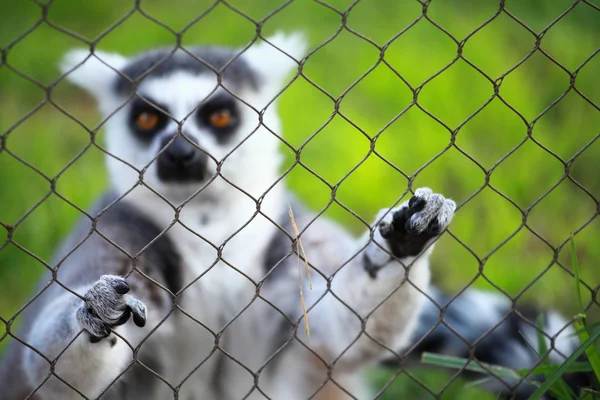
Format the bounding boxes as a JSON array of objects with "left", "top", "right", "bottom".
[{"left": 1, "top": 0, "right": 599, "bottom": 399}]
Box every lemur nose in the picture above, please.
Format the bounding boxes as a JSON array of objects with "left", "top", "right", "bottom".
[
  {"left": 161, "top": 135, "right": 197, "bottom": 165},
  {"left": 157, "top": 133, "right": 208, "bottom": 182}
]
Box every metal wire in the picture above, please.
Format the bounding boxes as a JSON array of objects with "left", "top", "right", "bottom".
[{"left": 0, "top": 0, "right": 599, "bottom": 399}]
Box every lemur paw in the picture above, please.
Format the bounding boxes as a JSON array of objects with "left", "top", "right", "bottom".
[
  {"left": 379, "top": 187, "right": 455, "bottom": 258},
  {"left": 76, "top": 275, "right": 147, "bottom": 342},
  {"left": 364, "top": 188, "right": 455, "bottom": 278}
]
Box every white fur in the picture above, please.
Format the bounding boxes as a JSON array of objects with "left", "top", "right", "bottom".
[
  {"left": 60, "top": 49, "right": 128, "bottom": 113},
  {"left": 460, "top": 289, "right": 509, "bottom": 329},
  {"left": 99, "top": 71, "right": 284, "bottom": 206},
  {"left": 243, "top": 31, "right": 307, "bottom": 105}
]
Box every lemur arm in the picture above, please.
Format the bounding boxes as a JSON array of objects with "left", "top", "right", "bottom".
[
  {"left": 11, "top": 197, "right": 177, "bottom": 400},
  {"left": 300, "top": 188, "right": 455, "bottom": 372},
  {"left": 21, "top": 277, "right": 141, "bottom": 399}
]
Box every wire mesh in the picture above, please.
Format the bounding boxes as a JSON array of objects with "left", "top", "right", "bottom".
[{"left": 0, "top": 0, "right": 599, "bottom": 399}]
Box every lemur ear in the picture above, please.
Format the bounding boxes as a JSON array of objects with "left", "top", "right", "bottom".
[
  {"left": 243, "top": 31, "right": 308, "bottom": 96},
  {"left": 60, "top": 49, "right": 129, "bottom": 101}
]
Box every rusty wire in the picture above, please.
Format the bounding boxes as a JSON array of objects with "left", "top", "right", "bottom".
[{"left": 1, "top": 0, "right": 599, "bottom": 399}]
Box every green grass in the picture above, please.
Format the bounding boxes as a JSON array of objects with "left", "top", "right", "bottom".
[{"left": 1, "top": 1, "right": 599, "bottom": 398}]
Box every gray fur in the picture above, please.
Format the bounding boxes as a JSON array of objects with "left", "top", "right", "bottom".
[
  {"left": 114, "top": 47, "right": 260, "bottom": 95},
  {"left": 125, "top": 295, "right": 147, "bottom": 328},
  {"left": 433, "top": 197, "right": 456, "bottom": 230},
  {"left": 84, "top": 276, "right": 129, "bottom": 323},
  {"left": 76, "top": 275, "right": 147, "bottom": 339},
  {"left": 76, "top": 306, "right": 110, "bottom": 339},
  {"left": 406, "top": 190, "right": 453, "bottom": 234}
]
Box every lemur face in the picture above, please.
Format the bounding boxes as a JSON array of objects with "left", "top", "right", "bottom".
[
  {"left": 61, "top": 34, "right": 306, "bottom": 204},
  {"left": 104, "top": 60, "right": 261, "bottom": 199},
  {"left": 123, "top": 73, "right": 239, "bottom": 185}
]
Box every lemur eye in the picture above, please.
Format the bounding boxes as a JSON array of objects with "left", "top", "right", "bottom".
[
  {"left": 197, "top": 96, "right": 239, "bottom": 143},
  {"left": 209, "top": 109, "right": 232, "bottom": 129},
  {"left": 136, "top": 111, "right": 160, "bottom": 130}
]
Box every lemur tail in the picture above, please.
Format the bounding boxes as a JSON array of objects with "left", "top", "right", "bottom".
[{"left": 382, "top": 286, "right": 594, "bottom": 399}]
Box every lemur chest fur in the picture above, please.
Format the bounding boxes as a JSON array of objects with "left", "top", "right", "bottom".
[{"left": 140, "top": 198, "right": 283, "bottom": 396}]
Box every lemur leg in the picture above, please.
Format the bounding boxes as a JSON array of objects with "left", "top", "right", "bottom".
[
  {"left": 23, "top": 275, "right": 148, "bottom": 399},
  {"left": 308, "top": 188, "right": 455, "bottom": 371}
]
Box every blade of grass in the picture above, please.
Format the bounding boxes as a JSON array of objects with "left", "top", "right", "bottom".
[
  {"left": 422, "top": 353, "right": 592, "bottom": 382},
  {"left": 422, "top": 353, "right": 523, "bottom": 381},
  {"left": 571, "top": 235, "right": 600, "bottom": 384},
  {"left": 529, "top": 326, "right": 600, "bottom": 400},
  {"left": 574, "top": 318, "right": 600, "bottom": 386},
  {"left": 571, "top": 235, "right": 584, "bottom": 313},
  {"left": 579, "top": 388, "right": 600, "bottom": 399},
  {"left": 463, "top": 362, "right": 593, "bottom": 391},
  {"left": 538, "top": 318, "right": 575, "bottom": 399},
  {"left": 518, "top": 362, "right": 593, "bottom": 376},
  {"left": 516, "top": 316, "right": 575, "bottom": 399},
  {"left": 571, "top": 322, "right": 600, "bottom": 337},
  {"left": 288, "top": 204, "right": 311, "bottom": 338}
]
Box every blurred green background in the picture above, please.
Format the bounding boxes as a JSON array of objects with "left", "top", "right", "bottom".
[{"left": 0, "top": 0, "right": 599, "bottom": 398}]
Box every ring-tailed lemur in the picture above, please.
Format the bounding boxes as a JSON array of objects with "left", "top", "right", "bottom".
[{"left": 0, "top": 33, "right": 584, "bottom": 400}]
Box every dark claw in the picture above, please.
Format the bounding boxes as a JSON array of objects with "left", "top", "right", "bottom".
[
  {"left": 112, "top": 279, "right": 130, "bottom": 295},
  {"left": 408, "top": 196, "right": 426, "bottom": 211},
  {"left": 131, "top": 308, "right": 146, "bottom": 328}
]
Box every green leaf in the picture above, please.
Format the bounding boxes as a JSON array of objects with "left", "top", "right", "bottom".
[
  {"left": 529, "top": 325, "right": 600, "bottom": 399},
  {"left": 421, "top": 353, "right": 592, "bottom": 382},
  {"left": 421, "top": 353, "right": 522, "bottom": 381},
  {"left": 574, "top": 319, "right": 600, "bottom": 386},
  {"left": 518, "top": 362, "right": 593, "bottom": 376}
]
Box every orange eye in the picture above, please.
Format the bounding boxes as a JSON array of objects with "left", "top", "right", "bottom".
[
  {"left": 209, "top": 109, "right": 232, "bottom": 129},
  {"left": 136, "top": 112, "right": 159, "bottom": 130}
]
